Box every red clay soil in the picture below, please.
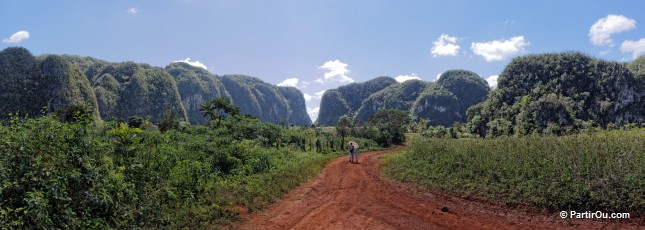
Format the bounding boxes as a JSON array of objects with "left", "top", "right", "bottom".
[{"left": 237, "top": 146, "right": 642, "bottom": 230}]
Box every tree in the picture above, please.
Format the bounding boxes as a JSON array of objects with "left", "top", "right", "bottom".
[
  {"left": 158, "top": 109, "right": 179, "bottom": 132},
  {"left": 127, "top": 115, "right": 144, "bottom": 128},
  {"left": 368, "top": 110, "right": 411, "bottom": 146},
  {"left": 199, "top": 98, "right": 240, "bottom": 124},
  {"left": 336, "top": 115, "right": 352, "bottom": 145},
  {"left": 416, "top": 118, "right": 429, "bottom": 133},
  {"left": 627, "top": 55, "right": 645, "bottom": 80}
]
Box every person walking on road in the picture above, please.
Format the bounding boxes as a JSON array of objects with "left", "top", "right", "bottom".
[{"left": 348, "top": 141, "right": 359, "bottom": 164}]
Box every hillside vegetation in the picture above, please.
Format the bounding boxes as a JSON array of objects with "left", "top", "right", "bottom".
[
  {"left": 317, "top": 77, "right": 397, "bottom": 126},
  {"left": 0, "top": 47, "right": 311, "bottom": 126},
  {"left": 413, "top": 70, "right": 489, "bottom": 126},
  {"left": 317, "top": 70, "right": 490, "bottom": 127},
  {"left": 165, "top": 63, "right": 311, "bottom": 125},
  {"left": 467, "top": 52, "right": 644, "bottom": 137},
  {"left": 0, "top": 47, "right": 98, "bottom": 120}
]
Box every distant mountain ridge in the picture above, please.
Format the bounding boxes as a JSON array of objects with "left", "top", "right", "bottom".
[
  {"left": 317, "top": 77, "right": 397, "bottom": 126},
  {"left": 0, "top": 47, "right": 312, "bottom": 126},
  {"left": 316, "top": 70, "right": 490, "bottom": 126}
]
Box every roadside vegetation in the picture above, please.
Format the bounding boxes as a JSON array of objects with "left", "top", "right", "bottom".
[
  {"left": 382, "top": 127, "right": 644, "bottom": 214},
  {"left": 0, "top": 100, "right": 381, "bottom": 229}
]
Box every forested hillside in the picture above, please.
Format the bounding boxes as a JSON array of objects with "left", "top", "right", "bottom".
[
  {"left": 355, "top": 79, "right": 428, "bottom": 122},
  {"left": 0, "top": 47, "right": 99, "bottom": 120},
  {"left": 412, "top": 70, "right": 490, "bottom": 126},
  {"left": 165, "top": 62, "right": 231, "bottom": 124},
  {"left": 317, "top": 77, "right": 397, "bottom": 125},
  {"left": 466, "top": 52, "right": 644, "bottom": 137},
  {"left": 318, "top": 70, "right": 490, "bottom": 127},
  {"left": 220, "top": 75, "right": 311, "bottom": 126},
  {"left": 165, "top": 63, "right": 311, "bottom": 125},
  {"left": 0, "top": 47, "right": 311, "bottom": 125},
  {"left": 61, "top": 54, "right": 188, "bottom": 123}
]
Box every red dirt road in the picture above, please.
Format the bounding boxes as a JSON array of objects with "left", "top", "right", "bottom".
[{"left": 238, "top": 146, "right": 641, "bottom": 229}]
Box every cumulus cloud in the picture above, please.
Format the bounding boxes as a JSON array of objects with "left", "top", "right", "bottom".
[
  {"left": 127, "top": 7, "right": 138, "bottom": 15},
  {"left": 431, "top": 34, "right": 460, "bottom": 57},
  {"left": 303, "top": 93, "right": 312, "bottom": 101},
  {"left": 277, "top": 78, "right": 299, "bottom": 87},
  {"left": 431, "top": 73, "right": 442, "bottom": 82},
  {"left": 589, "top": 14, "right": 636, "bottom": 47},
  {"left": 395, "top": 73, "right": 422, "bottom": 82},
  {"left": 314, "top": 90, "right": 326, "bottom": 100},
  {"left": 2, "top": 31, "right": 30, "bottom": 44},
  {"left": 173, "top": 58, "right": 208, "bottom": 70},
  {"left": 317, "top": 60, "right": 354, "bottom": 83},
  {"left": 620, "top": 38, "right": 645, "bottom": 59},
  {"left": 486, "top": 75, "right": 499, "bottom": 89},
  {"left": 307, "top": 107, "right": 320, "bottom": 121},
  {"left": 471, "top": 36, "right": 528, "bottom": 62}
]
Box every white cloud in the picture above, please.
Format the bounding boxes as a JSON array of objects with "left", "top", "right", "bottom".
[
  {"left": 486, "top": 75, "right": 499, "bottom": 89},
  {"left": 277, "top": 78, "right": 299, "bottom": 87},
  {"left": 503, "top": 20, "right": 515, "bottom": 25},
  {"left": 589, "top": 14, "right": 636, "bottom": 47},
  {"left": 432, "top": 73, "right": 441, "bottom": 82},
  {"left": 620, "top": 38, "right": 645, "bottom": 60},
  {"left": 303, "top": 93, "right": 312, "bottom": 102},
  {"left": 314, "top": 90, "right": 326, "bottom": 100},
  {"left": 173, "top": 58, "right": 208, "bottom": 70},
  {"left": 127, "top": 7, "right": 138, "bottom": 15},
  {"left": 471, "top": 36, "right": 528, "bottom": 62},
  {"left": 307, "top": 107, "right": 320, "bottom": 121},
  {"left": 431, "top": 34, "right": 460, "bottom": 57},
  {"left": 2, "top": 31, "right": 30, "bottom": 44},
  {"left": 317, "top": 60, "right": 354, "bottom": 83},
  {"left": 599, "top": 50, "right": 611, "bottom": 56},
  {"left": 395, "top": 73, "right": 422, "bottom": 82}
]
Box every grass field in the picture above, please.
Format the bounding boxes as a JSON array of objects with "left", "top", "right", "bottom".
[{"left": 381, "top": 129, "right": 644, "bottom": 214}]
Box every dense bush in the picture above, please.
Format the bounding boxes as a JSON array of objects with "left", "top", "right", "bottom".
[{"left": 0, "top": 115, "right": 353, "bottom": 228}]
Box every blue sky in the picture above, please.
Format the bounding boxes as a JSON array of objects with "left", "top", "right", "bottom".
[{"left": 1, "top": 0, "right": 644, "bottom": 121}]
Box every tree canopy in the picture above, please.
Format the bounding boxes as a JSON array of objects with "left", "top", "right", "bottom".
[
  {"left": 368, "top": 110, "right": 410, "bottom": 146},
  {"left": 200, "top": 97, "right": 240, "bottom": 123}
]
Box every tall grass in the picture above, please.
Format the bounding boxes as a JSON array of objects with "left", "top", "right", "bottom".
[{"left": 382, "top": 129, "right": 644, "bottom": 213}]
